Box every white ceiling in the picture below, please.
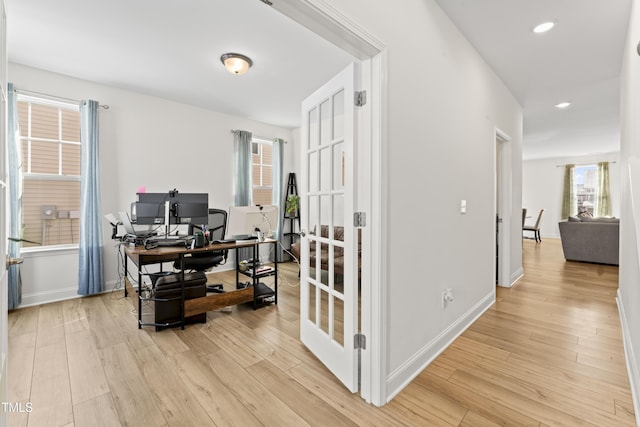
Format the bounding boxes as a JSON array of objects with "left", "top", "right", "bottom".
[
  {"left": 7, "top": 0, "right": 356, "bottom": 129},
  {"left": 434, "top": 0, "right": 632, "bottom": 160},
  {"left": 9, "top": 1, "right": 633, "bottom": 159}
]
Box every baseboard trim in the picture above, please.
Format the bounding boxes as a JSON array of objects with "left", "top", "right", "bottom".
[
  {"left": 510, "top": 268, "right": 524, "bottom": 287},
  {"left": 497, "top": 267, "right": 524, "bottom": 288},
  {"left": 19, "top": 278, "right": 120, "bottom": 308},
  {"left": 616, "top": 289, "right": 640, "bottom": 427},
  {"left": 385, "top": 291, "right": 495, "bottom": 402}
]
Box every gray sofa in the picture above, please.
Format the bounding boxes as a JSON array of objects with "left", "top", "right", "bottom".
[{"left": 558, "top": 217, "right": 619, "bottom": 265}]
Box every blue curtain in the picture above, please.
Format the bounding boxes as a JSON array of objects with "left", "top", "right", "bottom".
[
  {"left": 7, "top": 83, "right": 22, "bottom": 309},
  {"left": 272, "top": 138, "right": 285, "bottom": 261},
  {"left": 233, "top": 130, "right": 253, "bottom": 207},
  {"left": 78, "top": 100, "right": 104, "bottom": 295},
  {"left": 233, "top": 130, "right": 253, "bottom": 261}
]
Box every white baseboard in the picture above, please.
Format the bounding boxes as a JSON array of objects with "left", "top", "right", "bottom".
[
  {"left": 385, "top": 291, "right": 495, "bottom": 402},
  {"left": 497, "top": 267, "right": 524, "bottom": 289},
  {"left": 19, "top": 278, "right": 121, "bottom": 308},
  {"left": 616, "top": 289, "right": 640, "bottom": 427},
  {"left": 510, "top": 268, "right": 524, "bottom": 286}
]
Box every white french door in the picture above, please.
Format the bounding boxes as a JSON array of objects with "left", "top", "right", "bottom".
[
  {"left": 300, "top": 63, "right": 359, "bottom": 392},
  {"left": 0, "top": 0, "right": 9, "bottom": 419}
]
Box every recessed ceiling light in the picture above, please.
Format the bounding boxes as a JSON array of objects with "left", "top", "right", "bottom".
[
  {"left": 555, "top": 101, "right": 571, "bottom": 109},
  {"left": 533, "top": 22, "right": 555, "bottom": 33}
]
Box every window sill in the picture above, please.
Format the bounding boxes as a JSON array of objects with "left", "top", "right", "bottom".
[{"left": 21, "top": 244, "right": 79, "bottom": 257}]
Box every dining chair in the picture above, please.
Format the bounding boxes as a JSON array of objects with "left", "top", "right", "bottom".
[{"left": 523, "top": 208, "right": 544, "bottom": 242}]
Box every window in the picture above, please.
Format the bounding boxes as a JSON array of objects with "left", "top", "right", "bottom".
[
  {"left": 575, "top": 164, "right": 597, "bottom": 215},
  {"left": 252, "top": 138, "right": 273, "bottom": 206},
  {"left": 17, "top": 96, "right": 81, "bottom": 248}
]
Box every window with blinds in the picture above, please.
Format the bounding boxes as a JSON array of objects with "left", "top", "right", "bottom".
[
  {"left": 252, "top": 138, "right": 273, "bottom": 206},
  {"left": 17, "top": 96, "right": 81, "bottom": 248}
]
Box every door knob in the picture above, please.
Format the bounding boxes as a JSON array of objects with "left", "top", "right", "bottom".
[
  {"left": 300, "top": 230, "right": 307, "bottom": 237},
  {"left": 6, "top": 255, "right": 23, "bottom": 270}
]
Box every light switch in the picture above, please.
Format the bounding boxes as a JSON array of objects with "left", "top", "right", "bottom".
[{"left": 460, "top": 200, "right": 467, "bottom": 214}]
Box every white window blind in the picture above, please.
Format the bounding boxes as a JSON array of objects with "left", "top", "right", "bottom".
[
  {"left": 17, "top": 97, "right": 81, "bottom": 247},
  {"left": 252, "top": 138, "right": 273, "bottom": 206}
]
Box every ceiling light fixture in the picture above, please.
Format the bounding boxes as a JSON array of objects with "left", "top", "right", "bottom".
[
  {"left": 555, "top": 101, "right": 571, "bottom": 109},
  {"left": 220, "top": 53, "right": 253, "bottom": 75},
  {"left": 533, "top": 21, "right": 555, "bottom": 33}
]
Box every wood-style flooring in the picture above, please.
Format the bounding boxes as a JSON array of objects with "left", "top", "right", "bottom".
[{"left": 7, "top": 238, "right": 635, "bottom": 426}]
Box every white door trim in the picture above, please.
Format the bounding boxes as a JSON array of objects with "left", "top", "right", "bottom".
[
  {"left": 271, "top": 0, "right": 387, "bottom": 406},
  {"left": 495, "top": 127, "right": 513, "bottom": 288}
]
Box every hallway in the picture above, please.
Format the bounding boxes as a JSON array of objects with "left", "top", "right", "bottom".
[{"left": 393, "top": 238, "right": 634, "bottom": 426}]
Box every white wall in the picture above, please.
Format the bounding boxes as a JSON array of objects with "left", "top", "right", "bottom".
[
  {"left": 10, "top": 63, "right": 295, "bottom": 306},
  {"left": 618, "top": 0, "right": 640, "bottom": 422},
  {"left": 523, "top": 152, "right": 621, "bottom": 238},
  {"left": 322, "top": 0, "right": 523, "bottom": 401}
]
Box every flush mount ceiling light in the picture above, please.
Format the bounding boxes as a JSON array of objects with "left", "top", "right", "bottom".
[
  {"left": 555, "top": 101, "right": 572, "bottom": 109},
  {"left": 533, "top": 21, "right": 555, "bottom": 33},
  {"left": 220, "top": 53, "right": 253, "bottom": 75}
]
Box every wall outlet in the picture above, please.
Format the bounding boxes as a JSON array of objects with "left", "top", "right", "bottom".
[{"left": 442, "top": 288, "right": 454, "bottom": 308}]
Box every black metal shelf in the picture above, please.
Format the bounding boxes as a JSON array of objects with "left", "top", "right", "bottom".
[
  {"left": 282, "top": 173, "right": 300, "bottom": 261},
  {"left": 234, "top": 243, "right": 278, "bottom": 309}
]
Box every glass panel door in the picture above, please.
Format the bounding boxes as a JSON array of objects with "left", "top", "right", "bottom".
[{"left": 299, "top": 64, "right": 357, "bottom": 392}]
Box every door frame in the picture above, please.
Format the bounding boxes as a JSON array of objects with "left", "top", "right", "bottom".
[
  {"left": 494, "top": 127, "right": 512, "bottom": 288},
  {"left": 0, "top": 0, "right": 8, "bottom": 419},
  {"left": 271, "top": 0, "right": 388, "bottom": 405}
]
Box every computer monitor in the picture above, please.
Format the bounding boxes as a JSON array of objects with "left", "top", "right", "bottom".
[
  {"left": 172, "top": 193, "right": 209, "bottom": 225},
  {"left": 134, "top": 190, "right": 209, "bottom": 230},
  {"left": 227, "top": 205, "right": 279, "bottom": 238}
]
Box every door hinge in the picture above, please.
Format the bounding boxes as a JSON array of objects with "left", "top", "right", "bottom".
[
  {"left": 354, "top": 333, "right": 366, "bottom": 350},
  {"left": 354, "top": 90, "right": 367, "bottom": 107},
  {"left": 353, "top": 212, "right": 366, "bottom": 228}
]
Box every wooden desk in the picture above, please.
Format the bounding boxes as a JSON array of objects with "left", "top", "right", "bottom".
[{"left": 123, "top": 239, "right": 278, "bottom": 329}]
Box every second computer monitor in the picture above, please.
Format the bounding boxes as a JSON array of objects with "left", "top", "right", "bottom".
[{"left": 227, "top": 205, "right": 279, "bottom": 238}]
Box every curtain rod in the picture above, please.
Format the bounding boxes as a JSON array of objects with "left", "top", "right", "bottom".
[
  {"left": 15, "top": 88, "right": 109, "bottom": 109},
  {"left": 555, "top": 161, "right": 617, "bottom": 168},
  {"left": 230, "top": 129, "right": 287, "bottom": 143}
]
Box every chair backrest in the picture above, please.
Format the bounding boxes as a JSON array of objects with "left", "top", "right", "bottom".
[
  {"left": 534, "top": 209, "right": 544, "bottom": 227},
  {"left": 188, "top": 208, "right": 227, "bottom": 240},
  {"left": 522, "top": 208, "right": 527, "bottom": 227},
  {"left": 178, "top": 208, "right": 229, "bottom": 270},
  {"left": 207, "top": 208, "right": 227, "bottom": 241}
]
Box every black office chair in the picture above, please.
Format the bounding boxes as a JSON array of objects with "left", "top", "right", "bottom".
[{"left": 173, "top": 208, "right": 228, "bottom": 292}]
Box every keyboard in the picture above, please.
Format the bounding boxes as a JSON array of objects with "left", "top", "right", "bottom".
[
  {"left": 212, "top": 238, "right": 238, "bottom": 244},
  {"left": 229, "top": 235, "right": 258, "bottom": 241},
  {"left": 157, "top": 235, "right": 190, "bottom": 240}
]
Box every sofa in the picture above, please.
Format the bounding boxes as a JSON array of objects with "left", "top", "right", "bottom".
[
  {"left": 558, "top": 217, "right": 619, "bottom": 265},
  {"left": 290, "top": 225, "right": 361, "bottom": 276}
]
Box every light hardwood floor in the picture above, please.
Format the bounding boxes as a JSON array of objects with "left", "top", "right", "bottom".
[{"left": 7, "top": 238, "right": 635, "bottom": 426}]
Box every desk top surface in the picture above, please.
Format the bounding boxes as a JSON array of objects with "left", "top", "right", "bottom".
[{"left": 123, "top": 238, "right": 276, "bottom": 257}]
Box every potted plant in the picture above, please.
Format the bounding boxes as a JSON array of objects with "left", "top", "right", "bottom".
[{"left": 285, "top": 194, "right": 300, "bottom": 217}]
